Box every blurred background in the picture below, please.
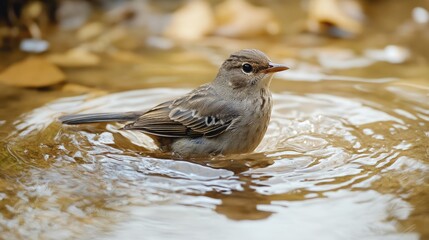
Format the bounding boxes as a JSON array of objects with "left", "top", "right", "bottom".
[
  {"left": 1, "top": 0, "right": 428, "bottom": 91},
  {"left": 0, "top": 1, "right": 428, "bottom": 239},
  {"left": 1, "top": 0, "right": 428, "bottom": 121}
]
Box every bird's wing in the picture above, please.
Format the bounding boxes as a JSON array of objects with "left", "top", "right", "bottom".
[{"left": 123, "top": 85, "right": 241, "bottom": 138}]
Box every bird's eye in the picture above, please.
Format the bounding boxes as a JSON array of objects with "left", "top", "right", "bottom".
[{"left": 242, "top": 63, "right": 253, "bottom": 73}]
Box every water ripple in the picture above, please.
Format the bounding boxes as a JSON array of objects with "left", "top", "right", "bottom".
[{"left": 1, "top": 86, "right": 428, "bottom": 239}]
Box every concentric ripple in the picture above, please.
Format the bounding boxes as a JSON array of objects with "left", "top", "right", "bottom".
[{"left": 1, "top": 83, "right": 428, "bottom": 239}]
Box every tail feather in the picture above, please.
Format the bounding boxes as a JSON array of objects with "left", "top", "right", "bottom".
[{"left": 59, "top": 111, "right": 144, "bottom": 125}]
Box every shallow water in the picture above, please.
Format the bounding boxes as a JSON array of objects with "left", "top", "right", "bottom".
[
  {"left": 1, "top": 1, "right": 429, "bottom": 237},
  {"left": 1, "top": 66, "right": 428, "bottom": 239}
]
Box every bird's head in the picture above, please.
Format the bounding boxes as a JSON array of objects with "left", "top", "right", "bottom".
[{"left": 215, "top": 49, "right": 288, "bottom": 90}]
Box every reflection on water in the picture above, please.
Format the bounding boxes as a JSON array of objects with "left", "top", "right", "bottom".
[{"left": 1, "top": 76, "right": 428, "bottom": 239}]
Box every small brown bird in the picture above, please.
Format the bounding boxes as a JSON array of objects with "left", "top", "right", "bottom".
[{"left": 60, "top": 49, "right": 288, "bottom": 158}]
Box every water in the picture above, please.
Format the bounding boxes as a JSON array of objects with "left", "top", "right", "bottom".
[
  {"left": 1, "top": 70, "right": 428, "bottom": 239},
  {"left": 1, "top": 2, "right": 429, "bottom": 235}
]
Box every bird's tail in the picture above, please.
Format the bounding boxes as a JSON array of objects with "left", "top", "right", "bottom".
[{"left": 59, "top": 111, "right": 144, "bottom": 125}]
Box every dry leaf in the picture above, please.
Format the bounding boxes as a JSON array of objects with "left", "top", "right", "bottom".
[
  {"left": 77, "top": 22, "right": 105, "bottom": 41},
  {"left": 307, "top": 0, "right": 364, "bottom": 37},
  {"left": 47, "top": 48, "right": 100, "bottom": 67},
  {"left": 214, "top": 0, "right": 280, "bottom": 38},
  {"left": 0, "top": 57, "right": 65, "bottom": 88},
  {"left": 164, "top": 0, "right": 215, "bottom": 41}
]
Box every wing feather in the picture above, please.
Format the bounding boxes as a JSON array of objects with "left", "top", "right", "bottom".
[{"left": 123, "top": 85, "right": 240, "bottom": 138}]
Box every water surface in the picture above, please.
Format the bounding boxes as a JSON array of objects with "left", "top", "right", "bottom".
[
  {"left": 1, "top": 3, "right": 429, "bottom": 236},
  {"left": 1, "top": 67, "right": 428, "bottom": 239}
]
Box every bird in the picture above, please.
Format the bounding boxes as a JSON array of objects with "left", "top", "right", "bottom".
[{"left": 59, "top": 49, "right": 289, "bottom": 158}]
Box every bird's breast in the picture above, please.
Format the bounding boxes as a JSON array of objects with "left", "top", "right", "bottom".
[{"left": 226, "top": 89, "right": 272, "bottom": 152}]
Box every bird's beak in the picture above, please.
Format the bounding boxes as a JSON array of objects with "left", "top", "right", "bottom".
[{"left": 262, "top": 62, "right": 289, "bottom": 73}]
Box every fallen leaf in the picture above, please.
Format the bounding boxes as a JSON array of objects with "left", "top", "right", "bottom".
[
  {"left": 0, "top": 57, "right": 65, "bottom": 88},
  {"left": 307, "top": 0, "right": 364, "bottom": 37},
  {"left": 47, "top": 48, "right": 100, "bottom": 67},
  {"left": 164, "top": 0, "right": 215, "bottom": 41},
  {"left": 214, "top": 0, "right": 280, "bottom": 38},
  {"left": 77, "top": 22, "right": 105, "bottom": 41}
]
